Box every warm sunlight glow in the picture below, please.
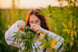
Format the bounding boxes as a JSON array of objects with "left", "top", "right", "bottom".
[{"left": 0, "top": 0, "right": 68, "bottom": 9}]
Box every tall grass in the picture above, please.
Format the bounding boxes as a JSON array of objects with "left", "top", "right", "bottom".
[{"left": 41, "top": 6, "right": 78, "bottom": 52}]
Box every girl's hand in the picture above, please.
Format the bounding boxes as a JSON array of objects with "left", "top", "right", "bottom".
[
  {"left": 16, "top": 21, "right": 25, "bottom": 31},
  {"left": 30, "top": 24, "right": 42, "bottom": 33}
]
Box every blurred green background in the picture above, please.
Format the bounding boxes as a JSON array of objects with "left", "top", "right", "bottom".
[{"left": 0, "top": 5, "right": 78, "bottom": 52}]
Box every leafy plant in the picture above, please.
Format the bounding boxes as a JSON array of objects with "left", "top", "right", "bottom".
[
  {"left": 13, "top": 26, "right": 59, "bottom": 52},
  {"left": 13, "top": 26, "right": 39, "bottom": 52}
]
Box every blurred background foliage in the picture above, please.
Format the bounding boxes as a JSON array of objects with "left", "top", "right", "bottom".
[{"left": 0, "top": 0, "right": 78, "bottom": 52}]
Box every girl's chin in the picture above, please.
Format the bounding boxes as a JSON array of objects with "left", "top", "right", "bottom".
[
  {"left": 31, "top": 30, "right": 36, "bottom": 33},
  {"left": 33, "top": 31, "right": 37, "bottom": 33}
]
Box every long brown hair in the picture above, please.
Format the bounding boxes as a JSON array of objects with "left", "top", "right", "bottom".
[{"left": 25, "top": 9, "right": 49, "bottom": 30}]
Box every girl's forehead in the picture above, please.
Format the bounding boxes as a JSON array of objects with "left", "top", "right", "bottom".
[{"left": 30, "top": 15, "right": 40, "bottom": 20}]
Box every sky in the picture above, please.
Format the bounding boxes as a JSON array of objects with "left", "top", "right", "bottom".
[{"left": 0, "top": 0, "right": 69, "bottom": 9}]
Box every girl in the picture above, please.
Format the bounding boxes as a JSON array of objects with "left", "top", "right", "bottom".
[{"left": 5, "top": 9, "right": 64, "bottom": 52}]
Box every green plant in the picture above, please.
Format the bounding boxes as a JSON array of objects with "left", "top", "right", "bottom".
[{"left": 13, "top": 26, "right": 39, "bottom": 52}]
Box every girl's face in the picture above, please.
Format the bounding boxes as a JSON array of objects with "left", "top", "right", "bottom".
[{"left": 29, "top": 14, "right": 41, "bottom": 27}]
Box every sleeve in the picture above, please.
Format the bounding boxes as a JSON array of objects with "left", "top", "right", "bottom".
[
  {"left": 41, "top": 28, "right": 64, "bottom": 50},
  {"left": 5, "top": 20, "right": 25, "bottom": 48}
]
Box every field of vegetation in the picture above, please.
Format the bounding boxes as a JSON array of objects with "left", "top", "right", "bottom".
[{"left": 0, "top": 6, "right": 78, "bottom": 52}]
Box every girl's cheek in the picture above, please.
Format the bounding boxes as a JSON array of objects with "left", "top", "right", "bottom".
[
  {"left": 29, "top": 23, "right": 32, "bottom": 27},
  {"left": 38, "top": 23, "right": 41, "bottom": 26}
]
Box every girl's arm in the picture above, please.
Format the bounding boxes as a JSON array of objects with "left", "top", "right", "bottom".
[
  {"left": 31, "top": 24, "right": 64, "bottom": 51},
  {"left": 5, "top": 20, "right": 25, "bottom": 48},
  {"left": 41, "top": 28, "right": 64, "bottom": 50}
]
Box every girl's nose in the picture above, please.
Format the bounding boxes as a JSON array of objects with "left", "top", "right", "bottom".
[{"left": 33, "top": 21, "right": 37, "bottom": 24}]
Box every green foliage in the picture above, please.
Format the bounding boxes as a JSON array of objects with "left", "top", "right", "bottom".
[
  {"left": 13, "top": 26, "right": 39, "bottom": 52},
  {"left": 13, "top": 27, "right": 59, "bottom": 52},
  {"left": 41, "top": 6, "right": 78, "bottom": 52}
]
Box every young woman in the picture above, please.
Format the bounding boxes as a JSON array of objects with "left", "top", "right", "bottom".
[{"left": 5, "top": 9, "right": 64, "bottom": 52}]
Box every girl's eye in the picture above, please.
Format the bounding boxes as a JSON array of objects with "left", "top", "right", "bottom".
[{"left": 30, "top": 21, "right": 33, "bottom": 23}]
